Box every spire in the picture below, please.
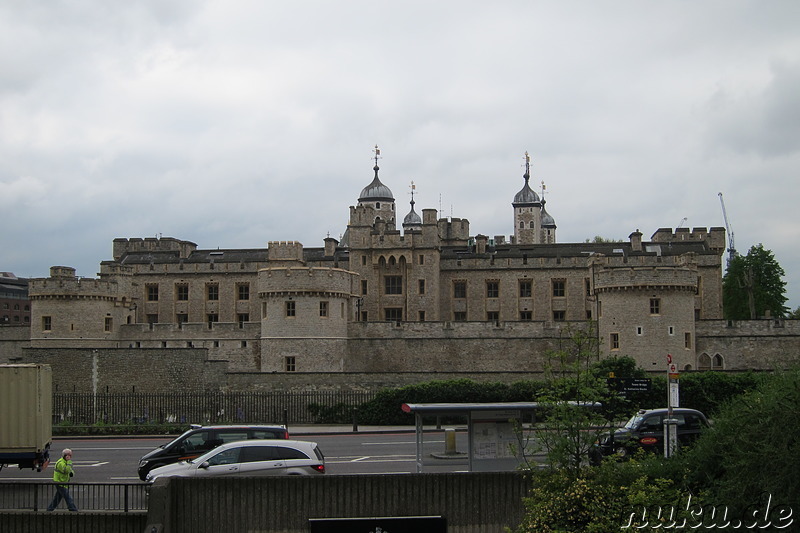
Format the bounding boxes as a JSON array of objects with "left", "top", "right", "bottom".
[
  {"left": 403, "top": 181, "right": 422, "bottom": 229},
  {"left": 513, "top": 151, "right": 540, "bottom": 205},
  {"left": 359, "top": 144, "right": 394, "bottom": 202}
]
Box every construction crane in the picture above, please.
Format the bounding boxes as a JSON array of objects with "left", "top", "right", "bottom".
[{"left": 718, "top": 192, "right": 736, "bottom": 268}]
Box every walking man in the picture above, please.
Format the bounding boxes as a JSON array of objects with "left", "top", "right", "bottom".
[{"left": 47, "top": 448, "right": 78, "bottom": 512}]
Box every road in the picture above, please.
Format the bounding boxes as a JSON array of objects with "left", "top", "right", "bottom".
[{"left": 0, "top": 429, "right": 474, "bottom": 482}]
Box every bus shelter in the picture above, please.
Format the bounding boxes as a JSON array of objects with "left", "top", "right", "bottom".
[{"left": 401, "top": 402, "right": 543, "bottom": 473}]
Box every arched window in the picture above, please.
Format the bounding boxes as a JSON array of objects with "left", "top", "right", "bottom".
[
  {"left": 519, "top": 221, "right": 524, "bottom": 229},
  {"left": 698, "top": 353, "right": 711, "bottom": 371},
  {"left": 529, "top": 221, "right": 535, "bottom": 229},
  {"left": 712, "top": 354, "right": 724, "bottom": 369}
]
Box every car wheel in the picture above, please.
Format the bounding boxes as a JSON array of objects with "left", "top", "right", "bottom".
[{"left": 614, "top": 446, "right": 628, "bottom": 459}]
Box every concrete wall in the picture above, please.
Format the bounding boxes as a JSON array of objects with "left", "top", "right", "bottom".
[
  {"left": 146, "top": 472, "right": 530, "bottom": 533},
  {"left": 0, "top": 512, "right": 146, "bottom": 533}
]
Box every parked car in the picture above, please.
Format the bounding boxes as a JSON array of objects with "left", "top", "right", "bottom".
[
  {"left": 138, "top": 424, "right": 288, "bottom": 480},
  {"left": 145, "top": 439, "right": 325, "bottom": 481},
  {"left": 589, "top": 408, "right": 709, "bottom": 465}
]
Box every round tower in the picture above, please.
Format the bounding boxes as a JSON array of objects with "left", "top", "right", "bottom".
[
  {"left": 513, "top": 152, "right": 543, "bottom": 245},
  {"left": 357, "top": 145, "right": 396, "bottom": 229}
]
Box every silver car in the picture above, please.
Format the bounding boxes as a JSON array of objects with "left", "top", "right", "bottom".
[{"left": 146, "top": 439, "right": 325, "bottom": 481}]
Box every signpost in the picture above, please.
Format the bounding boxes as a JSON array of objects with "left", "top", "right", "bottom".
[{"left": 665, "top": 354, "right": 680, "bottom": 458}]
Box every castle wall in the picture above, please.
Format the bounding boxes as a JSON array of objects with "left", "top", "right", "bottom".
[
  {"left": 695, "top": 319, "right": 800, "bottom": 370},
  {"left": 16, "top": 347, "right": 227, "bottom": 393}
]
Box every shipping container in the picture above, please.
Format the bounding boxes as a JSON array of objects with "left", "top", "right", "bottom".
[{"left": 0, "top": 364, "right": 52, "bottom": 471}]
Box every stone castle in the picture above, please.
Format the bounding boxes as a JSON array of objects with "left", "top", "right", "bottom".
[{"left": 20, "top": 149, "right": 799, "bottom": 390}]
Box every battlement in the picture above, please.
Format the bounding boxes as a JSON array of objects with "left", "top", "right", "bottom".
[
  {"left": 113, "top": 237, "right": 197, "bottom": 261},
  {"left": 267, "top": 241, "right": 305, "bottom": 263},
  {"left": 650, "top": 227, "right": 726, "bottom": 251},
  {"left": 29, "top": 274, "right": 119, "bottom": 299},
  {"left": 593, "top": 264, "right": 698, "bottom": 292}
]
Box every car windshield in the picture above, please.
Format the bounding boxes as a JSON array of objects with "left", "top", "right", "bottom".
[{"left": 624, "top": 414, "right": 646, "bottom": 429}]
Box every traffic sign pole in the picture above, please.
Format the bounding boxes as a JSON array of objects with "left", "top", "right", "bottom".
[{"left": 665, "top": 354, "right": 679, "bottom": 458}]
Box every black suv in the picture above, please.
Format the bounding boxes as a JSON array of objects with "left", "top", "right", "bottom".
[
  {"left": 589, "top": 408, "right": 708, "bottom": 465},
  {"left": 138, "top": 424, "right": 288, "bottom": 480}
]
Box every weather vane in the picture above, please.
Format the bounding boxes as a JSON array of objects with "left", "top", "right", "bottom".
[{"left": 373, "top": 145, "right": 381, "bottom": 166}]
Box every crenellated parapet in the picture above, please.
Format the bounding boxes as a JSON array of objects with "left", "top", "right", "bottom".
[
  {"left": 29, "top": 267, "right": 121, "bottom": 302},
  {"left": 258, "top": 266, "right": 355, "bottom": 298},
  {"left": 592, "top": 264, "right": 698, "bottom": 294},
  {"left": 267, "top": 241, "right": 305, "bottom": 264},
  {"left": 112, "top": 237, "right": 197, "bottom": 261},
  {"left": 650, "top": 227, "right": 726, "bottom": 252}
]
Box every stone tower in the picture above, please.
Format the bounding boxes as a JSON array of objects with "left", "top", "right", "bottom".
[{"left": 513, "top": 152, "right": 544, "bottom": 245}]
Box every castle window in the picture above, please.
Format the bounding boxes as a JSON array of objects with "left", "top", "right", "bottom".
[
  {"left": 519, "top": 280, "right": 532, "bottom": 298},
  {"left": 286, "top": 301, "right": 296, "bottom": 317},
  {"left": 419, "top": 310, "right": 426, "bottom": 321},
  {"left": 176, "top": 313, "right": 188, "bottom": 325},
  {"left": 552, "top": 279, "right": 566, "bottom": 297},
  {"left": 207, "top": 313, "right": 218, "bottom": 328},
  {"left": 285, "top": 356, "right": 296, "bottom": 372},
  {"left": 147, "top": 284, "right": 159, "bottom": 301},
  {"left": 519, "top": 221, "right": 524, "bottom": 229},
  {"left": 176, "top": 284, "right": 189, "bottom": 301},
  {"left": 453, "top": 281, "right": 467, "bottom": 299},
  {"left": 384, "top": 276, "right": 402, "bottom": 295},
  {"left": 553, "top": 310, "right": 566, "bottom": 322},
  {"left": 610, "top": 333, "right": 620, "bottom": 350},
  {"left": 238, "top": 313, "right": 249, "bottom": 327},
  {"left": 650, "top": 298, "right": 661, "bottom": 315},
  {"left": 241, "top": 341, "right": 247, "bottom": 348},
  {"left": 376, "top": 202, "right": 381, "bottom": 209},
  {"left": 529, "top": 221, "right": 535, "bottom": 229},
  {"left": 585, "top": 278, "right": 591, "bottom": 296},
  {"left": 237, "top": 283, "right": 250, "bottom": 301},
  {"left": 104, "top": 317, "right": 112, "bottom": 332},
  {"left": 418, "top": 279, "right": 426, "bottom": 295},
  {"left": 319, "top": 301, "right": 328, "bottom": 317},
  {"left": 362, "top": 255, "right": 367, "bottom": 266},
  {"left": 454, "top": 311, "right": 467, "bottom": 321},
  {"left": 385, "top": 308, "right": 403, "bottom": 322},
  {"left": 42, "top": 316, "right": 52, "bottom": 331},
  {"left": 361, "top": 280, "right": 368, "bottom": 295},
  {"left": 147, "top": 314, "right": 158, "bottom": 325},
  {"left": 520, "top": 310, "right": 532, "bottom": 321},
  {"left": 685, "top": 332, "right": 692, "bottom": 349},
  {"left": 486, "top": 281, "right": 499, "bottom": 299},
  {"left": 487, "top": 311, "right": 499, "bottom": 323},
  {"left": 419, "top": 255, "right": 424, "bottom": 265},
  {"left": 637, "top": 326, "right": 643, "bottom": 336},
  {"left": 207, "top": 283, "right": 219, "bottom": 301}
]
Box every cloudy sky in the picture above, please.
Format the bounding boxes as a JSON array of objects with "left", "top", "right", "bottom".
[{"left": 2, "top": 1, "right": 799, "bottom": 310}]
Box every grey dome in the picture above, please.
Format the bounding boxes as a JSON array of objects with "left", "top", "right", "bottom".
[
  {"left": 403, "top": 200, "right": 422, "bottom": 228},
  {"left": 513, "top": 174, "right": 540, "bottom": 205},
  {"left": 541, "top": 203, "right": 556, "bottom": 228},
  {"left": 359, "top": 165, "right": 394, "bottom": 202}
]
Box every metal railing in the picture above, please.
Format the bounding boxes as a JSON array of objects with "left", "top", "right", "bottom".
[
  {"left": 53, "top": 390, "right": 376, "bottom": 426},
  {"left": 0, "top": 482, "right": 148, "bottom": 512}
]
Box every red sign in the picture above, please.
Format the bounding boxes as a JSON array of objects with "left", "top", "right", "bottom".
[
  {"left": 640, "top": 437, "right": 659, "bottom": 445},
  {"left": 667, "top": 354, "right": 673, "bottom": 364}
]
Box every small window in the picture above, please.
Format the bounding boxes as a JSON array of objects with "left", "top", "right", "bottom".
[
  {"left": 636, "top": 326, "right": 643, "bottom": 336},
  {"left": 361, "top": 279, "right": 368, "bottom": 295},
  {"left": 384, "top": 276, "right": 403, "bottom": 295},
  {"left": 104, "top": 317, "right": 113, "bottom": 332},
  {"left": 552, "top": 280, "right": 565, "bottom": 297},
  {"left": 385, "top": 308, "right": 403, "bottom": 321},
  {"left": 238, "top": 313, "right": 249, "bottom": 327},
  {"left": 286, "top": 301, "right": 296, "bottom": 317},
  {"left": 207, "top": 314, "right": 218, "bottom": 328},
  {"left": 553, "top": 310, "right": 565, "bottom": 322},
  {"left": 685, "top": 332, "right": 692, "bottom": 349},
  {"left": 486, "top": 281, "right": 499, "bottom": 299},
  {"left": 361, "top": 255, "right": 367, "bottom": 266},
  {"left": 319, "top": 301, "right": 328, "bottom": 317},
  {"left": 176, "top": 313, "right": 188, "bottom": 325},
  {"left": 418, "top": 279, "right": 426, "bottom": 295},
  {"left": 238, "top": 284, "right": 250, "bottom": 301},
  {"left": 453, "top": 281, "right": 467, "bottom": 299},
  {"left": 418, "top": 310, "right": 426, "bottom": 321},
  {"left": 419, "top": 255, "right": 424, "bottom": 265},
  {"left": 207, "top": 284, "right": 219, "bottom": 301},
  {"left": 285, "top": 356, "right": 296, "bottom": 371},
  {"left": 147, "top": 314, "right": 158, "bottom": 325},
  {"left": 519, "top": 280, "right": 532, "bottom": 298},
  {"left": 147, "top": 284, "right": 159, "bottom": 301},
  {"left": 650, "top": 298, "right": 661, "bottom": 315},
  {"left": 520, "top": 310, "right": 532, "bottom": 321},
  {"left": 487, "top": 311, "right": 499, "bottom": 322},
  {"left": 176, "top": 284, "right": 189, "bottom": 301},
  {"left": 241, "top": 340, "right": 247, "bottom": 348},
  {"left": 453, "top": 311, "right": 467, "bottom": 321},
  {"left": 610, "top": 332, "right": 620, "bottom": 350}
]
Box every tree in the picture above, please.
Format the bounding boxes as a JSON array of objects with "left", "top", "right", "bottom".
[
  {"left": 789, "top": 306, "right": 800, "bottom": 319},
  {"left": 722, "top": 244, "right": 789, "bottom": 319}
]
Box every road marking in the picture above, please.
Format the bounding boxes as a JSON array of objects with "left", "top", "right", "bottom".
[{"left": 351, "top": 456, "right": 370, "bottom": 462}]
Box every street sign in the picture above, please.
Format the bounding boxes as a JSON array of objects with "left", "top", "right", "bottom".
[{"left": 606, "top": 378, "right": 652, "bottom": 397}]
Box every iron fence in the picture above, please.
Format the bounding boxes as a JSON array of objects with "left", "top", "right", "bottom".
[
  {"left": 53, "top": 390, "right": 376, "bottom": 426},
  {"left": 0, "top": 482, "right": 148, "bottom": 512}
]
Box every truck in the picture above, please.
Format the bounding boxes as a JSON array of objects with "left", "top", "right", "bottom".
[{"left": 0, "top": 364, "right": 52, "bottom": 472}]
